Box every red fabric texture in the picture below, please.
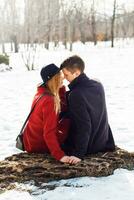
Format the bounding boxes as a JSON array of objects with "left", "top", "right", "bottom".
[{"left": 23, "top": 85, "right": 70, "bottom": 161}]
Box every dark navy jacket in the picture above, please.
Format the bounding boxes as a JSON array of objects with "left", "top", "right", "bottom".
[{"left": 64, "top": 73, "right": 115, "bottom": 158}]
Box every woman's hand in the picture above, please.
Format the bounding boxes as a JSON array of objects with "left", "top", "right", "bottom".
[{"left": 60, "top": 156, "right": 81, "bottom": 164}]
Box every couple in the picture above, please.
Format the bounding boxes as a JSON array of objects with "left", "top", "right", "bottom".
[{"left": 23, "top": 55, "right": 115, "bottom": 164}]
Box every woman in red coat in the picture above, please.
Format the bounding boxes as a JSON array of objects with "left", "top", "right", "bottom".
[{"left": 23, "top": 64, "right": 81, "bottom": 164}]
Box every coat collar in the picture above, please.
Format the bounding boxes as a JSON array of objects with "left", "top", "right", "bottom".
[
  {"left": 68, "top": 73, "right": 90, "bottom": 90},
  {"left": 37, "top": 85, "right": 50, "bottom": 94},
  {"left": 37, "top": 85, "right": 54, "bottom": 97}
]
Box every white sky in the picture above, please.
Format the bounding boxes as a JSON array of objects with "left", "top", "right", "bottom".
[
  {"left": 98, "top": 0, "right": 134, "bottom": 13},
  {"left": 0, "top": 0, "right": 134, "bottom": 15}
]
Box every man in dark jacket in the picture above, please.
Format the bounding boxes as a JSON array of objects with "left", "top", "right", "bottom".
[{"left": 60, "top": 55, "right": 115, "bottom": 159}]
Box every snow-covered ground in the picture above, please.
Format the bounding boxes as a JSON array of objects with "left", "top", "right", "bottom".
[{"left": 0, "top": 41, "right": 134, "bottom": 199}]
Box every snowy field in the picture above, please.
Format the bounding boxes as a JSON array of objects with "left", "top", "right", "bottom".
[{"left": 0, "top": 41, "right": 134, "bottom": 199}]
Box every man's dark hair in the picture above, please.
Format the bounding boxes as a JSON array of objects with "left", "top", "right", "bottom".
[{"left": 60, "top": 55, "right": 85, "bottom": 73}]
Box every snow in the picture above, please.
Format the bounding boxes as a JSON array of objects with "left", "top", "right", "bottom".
[{"left": 0, "top": 41, "right": 134, "bottom": 199}]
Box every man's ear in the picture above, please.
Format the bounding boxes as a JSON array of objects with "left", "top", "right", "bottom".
[{"left": 74, "top": 70, "right": 81, "bottom": 77}]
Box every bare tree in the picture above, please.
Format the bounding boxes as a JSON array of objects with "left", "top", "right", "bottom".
[
  {"left": 21, "top": 47, "right": 37, "bottom": 71},
  {"left": 60, "top": 1, "right": 69, "bottom": 49},
  {"left": 10, "top": 0, "right": 19, "bottom": 52},
  {"left": 61, "top": 1, "right": 77, "bottom": 51},
  {"left": 103, "top": 0, "right": 109, "bottom": 41},
  {"left": 1, "top": 0, "right": 134, "bottom": 53},
  {"left": 111, "top": 0, "right": 117, "bottom": 47},
  {"left": 0, "top": 0, "right": 8, "bottom": 53},
  {"left": 52, "top": 0, "right": 60, "bottom": 47},
  {"left": 119, "top": 5, "right": 132, "bottom": 39},
  {"left": 24, "top": 0, "right": 39, "bottom": 48},
  {"left": 91, "top": 0, "right": 97, "bottom": 45},
  {"left": 75, "top": 2, "right": 86, "bottom": 44}
]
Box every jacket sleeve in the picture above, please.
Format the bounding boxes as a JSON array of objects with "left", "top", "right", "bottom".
[
  {"left": 42, "top": 97, "right": 65, "bottom": 160},
  {"left": 69, "top": 91, "right": 92, "bottom": 158}
]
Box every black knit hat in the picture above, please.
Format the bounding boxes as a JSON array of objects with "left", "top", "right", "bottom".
[{"left": 40, "top": 63, "right": 60, "bottom": 84}]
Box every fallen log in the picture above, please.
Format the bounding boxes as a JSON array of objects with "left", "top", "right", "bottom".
[{"left": 0, "top": 147, "right": 134, "bottom": 191}]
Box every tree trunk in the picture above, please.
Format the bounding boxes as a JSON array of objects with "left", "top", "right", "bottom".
[
  {"left": 91, "top": 0, "right": 97, "bottom": 46},
  {"left": 63, "top": 24, "right": 68, "bottom": 49},
  {"left": 11, "top": 42, "right": 14, "bottom": 52},
  {"left": 14, "top": 39, "right": 19, "bottom": 53},
  {"left": 111, "top": 0, "right": 117, "bottom": 48},
  {"left": 2, "top": 42, "right": 5, "bottom": 54},
  {"left": 69, "top": 24, "right": 75, "bottom": 51},
  {"left": 70, "top": 41, "right": 73, "bottom": 51}
]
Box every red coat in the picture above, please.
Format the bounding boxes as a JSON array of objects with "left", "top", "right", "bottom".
[{"left": 23, "top": 85, "right": 70, "bottom": 160}]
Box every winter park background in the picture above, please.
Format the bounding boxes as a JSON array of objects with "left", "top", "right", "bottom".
[{"left": 0, "top": 0, "right": 134, "bottom": 199}]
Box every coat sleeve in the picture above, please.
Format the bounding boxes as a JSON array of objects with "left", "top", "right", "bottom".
[
  {"left": 69, "top": 91, "right": 92, "bottom": 158},
  {"left": 42, "top": 97, "right": 65, "bottom": 160}
]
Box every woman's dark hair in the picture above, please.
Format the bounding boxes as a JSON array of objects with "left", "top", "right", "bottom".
[{"left": 60, "top": 55, "right": 85, "bottom": 73}]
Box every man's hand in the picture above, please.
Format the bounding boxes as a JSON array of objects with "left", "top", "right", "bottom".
[
  {"left": 60, "top": 156, "right": 71, "bottom": 163},
  {"left": 60, "top": 156, "right": 81, "bottom": 164},
  {"left": 68, "top": 156, "right": 81, "bottom": 164}
]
